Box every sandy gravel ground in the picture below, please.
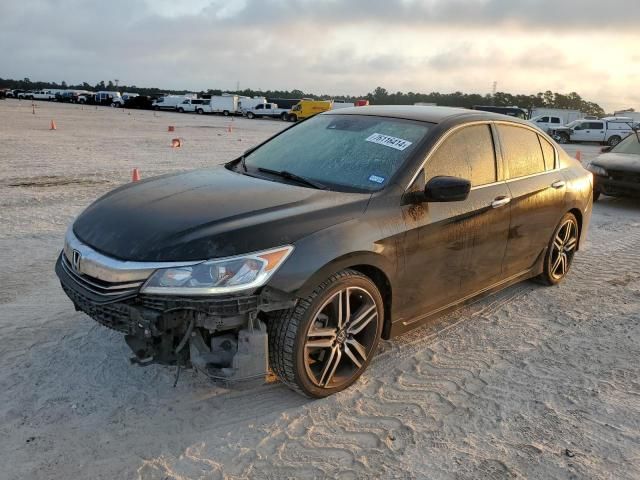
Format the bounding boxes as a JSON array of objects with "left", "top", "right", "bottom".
[{"left": 0, "top": 99, "right": 638, "bottom": 480}]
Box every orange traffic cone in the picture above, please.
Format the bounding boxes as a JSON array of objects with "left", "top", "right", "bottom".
[
  {"left": 168, "top": 126, "right": 175, "bottom": 132},
  {"left": 575, "top": 150, "right": 582, "bottom": 162},
  {"left": 171, "top": 138, "right": 182, "bottom": 148},
  {"left": 50, "top": 120, "right": 57, "bottom": 130},
  {"left": 132, "top": 168, "right": 141, "bottom": 182}
]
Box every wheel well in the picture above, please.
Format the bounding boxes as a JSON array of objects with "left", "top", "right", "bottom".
[
  {"left": 569, "top": 208, "right": 583, "bottom": 249},
  {"left": 350, "top": 264, "right": 393, "bottom": 339}
]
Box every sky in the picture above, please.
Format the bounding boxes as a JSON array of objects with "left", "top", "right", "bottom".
[{"left": 2, "top": 0, "right": 639, "bottom": 112}]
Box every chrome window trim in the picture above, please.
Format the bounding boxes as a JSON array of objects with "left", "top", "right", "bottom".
[
  {"left": 406, "top": 120, "right": 561, "bottom": 191},
  {"left": 63, "top": 227, "right": 202, "bottom": 284}
]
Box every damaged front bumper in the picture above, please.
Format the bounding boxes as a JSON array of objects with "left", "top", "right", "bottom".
[{"left": 55, "top": 252, "right": 296, "bottom": 382}]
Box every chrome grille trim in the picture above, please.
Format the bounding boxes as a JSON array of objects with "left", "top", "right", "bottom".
[
  {"left": 61, "top": 253, "right": 142, "bottom": 297},
  {"left": 63, "top": 227, "right": 202, "bottom": 284}
]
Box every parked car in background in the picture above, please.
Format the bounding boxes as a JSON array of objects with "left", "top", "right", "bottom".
[
  {"left": 288, "top": 99, "right": 333, "bottom": 121},
  {"left": 6, "top": 89, "right": 25, "bottom": 98},
  {"left": 332, "top": 101, "right": 356, "bottom": 110},
  {"left": 152, "top": 95, "right": 195, "bottom": 111},
  {"left": 18, "top": 91, "right": 36, "bottom": 100},
  {"left": 54, "top": 106, "right": 592, "bottom": 398},
  {"left": 78, "top": 91, "right": 121, "bottom": 106},
  {"left": 124, "top": 95, "right": 154, "bottom": 109},
  {"left": 588, "top": 130, "right": 640, "bottom": 201},
  {"left": 529, "top": 115, "right": 563, "bottom": 133},
  {"left": 529, "top": 108, "right": 583, "bottom": 126},
  {"left": 111, "top": 92, "right": 138, "bottom": 107},
  {"left": 551, "top": 117, "right": 636, "bottom": 146},
  {"left": 177, "top": 98, "right": 206, "bottom": 113},
  {"left": 31, "top": 90, "right": 57, "bottom": 101},
  {"left": 266, "top": 98, "right": 301, "bottom": 110},
  {"left": 245, "top": 103, "right": 290, "bottom": 120}
]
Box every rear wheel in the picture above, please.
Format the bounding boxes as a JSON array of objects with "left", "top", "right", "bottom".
[
  {"left": 280, "top": 112, "right": 289, "bottom": 121},
  {"left": 608, "top": 135, "right": 621, "bottom": 147},
  {"left": 268, "top": 270, "right": 383, "bottom": 398},
  {"left": 196, "top": 109, "right": 204, "bottom": 115},
  {"left": 223, "top": 110, "right": 230, "bottom": 116},
  {"left": 537, "top": 213, "right": 579, "bottom": 286}
]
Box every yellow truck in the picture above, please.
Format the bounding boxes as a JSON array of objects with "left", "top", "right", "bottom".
[{"left": 288, "top": 99, "right": 333, "bottom": 121}]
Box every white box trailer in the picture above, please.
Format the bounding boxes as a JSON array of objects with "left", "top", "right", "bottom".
[
  {"left": 238, "top": 96, "right": 266, "bottom": 113},
  {"left": 200, "top": 95, "right": 239, "bottom": 116},
  {"left": 529, "top": 108, "right": 583, "bottom": 125}
]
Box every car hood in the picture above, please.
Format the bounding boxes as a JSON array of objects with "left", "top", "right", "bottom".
[
  {"left": 73, "top": 167, "right": 370, "bottom": 261},
  {"left": 593, "top": 153, "right": 640, "bottom": 173}
]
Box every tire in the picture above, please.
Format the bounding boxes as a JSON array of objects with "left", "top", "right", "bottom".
[
  {"left": 281, "top": 112, "right": 289, "bottom": 121},
  {"left": 223, "top": 110, "right": 230, "bottom": 116},
  {"left": 556, "top": 133, "right": 569, "bottom": 144},
  {"left": 196, "top": 109, "right": 204, "bottom": 115},
  {"left": 268, "top": 269, "right": 384, "bottom": 398},
  {"left": 177, "top": 107, "right": 184, "bottom": 113},
  {"left": 537, "top": 212, "right": 579, "bottom": 286},
  {"left": 247, "top": 112, "right": 255, "bottom": 119},
  {"left": 593, "top": 189, "right": 601, "bottom": 202},
  {"left": 289, "top": 114, "right": 298, "bottom": 122},
  {"left": 608, "top": 136, "right": 621, "bottom": 147}
]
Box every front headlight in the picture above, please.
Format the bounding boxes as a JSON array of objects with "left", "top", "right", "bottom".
[
  {"left": 141, "top": 246, "right": 293, "bottom": 295},
  {"left": 587, "top": 163, "right": 607, "bottom": 177}
]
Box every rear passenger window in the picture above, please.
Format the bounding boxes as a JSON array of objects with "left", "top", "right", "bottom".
[
  {"left": 551, "top": 117, "right": 560, "bottom": 124},
  {"left": 497, "top": 125, "right": 546, "bottom": 179},
  {"left": 538, "top": 135, "right": 556, "bottom": 170},
  {"left": 425, "top": 124, "right": 496, "bottom": 187}
]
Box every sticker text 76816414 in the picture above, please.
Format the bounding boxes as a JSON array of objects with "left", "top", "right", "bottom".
[{"left": 365, "top": 133, "right": 413, "bottom": 151}]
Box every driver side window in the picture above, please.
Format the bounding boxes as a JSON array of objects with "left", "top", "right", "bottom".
[{"left": 424, "top": 124, "right": 497, "bottom": 187}]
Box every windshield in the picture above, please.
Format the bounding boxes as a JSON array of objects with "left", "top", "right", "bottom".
[
  {"left": 611, "top": 133, "right": 640, "bottom": 156},
  {"left": 242, "top": 114, "right": 431, "bottom": 192}
]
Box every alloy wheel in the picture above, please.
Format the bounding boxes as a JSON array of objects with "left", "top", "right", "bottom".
[
  {"left": 304, "top": 287, "right": 379, "bottom": 389},
  {"left": 550, "top": 218, "right": 578, "bottom": 280}
]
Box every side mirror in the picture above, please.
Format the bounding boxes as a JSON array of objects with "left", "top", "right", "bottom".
[
  {"left": 600, "top": 146, "right": 612, "bottom": 153},
  {"left": 422, "top": 176, "right": 471, "bottom": 202}
]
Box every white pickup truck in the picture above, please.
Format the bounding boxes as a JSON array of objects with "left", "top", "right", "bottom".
[
  {"left": 30, "top": 90, "right": 56, "bottom": 101},
  {"left": 245, "top": 103, "right": 289, "bottom": 120},
  {"left": 550, "top": 117, "right": 637, "bottom": 147}
]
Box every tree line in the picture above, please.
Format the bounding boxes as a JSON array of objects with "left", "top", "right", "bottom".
[{"left": 0, "top": 77, "right": 606, "bottom": 117}]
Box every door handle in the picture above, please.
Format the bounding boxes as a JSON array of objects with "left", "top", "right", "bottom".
[
  {"left": 491, "top": 196, "right": 511, "bottom": 208},
  {"left": 551, "top": 180, "right": 566, "bottom": 189}
]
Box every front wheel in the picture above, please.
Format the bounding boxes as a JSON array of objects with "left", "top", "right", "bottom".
[
  {"left": 177, "top": 107, "right": 184, "bottom": 113},
  {"left": 537, "top": 213, "right": 579, "bottom": 286},
  {"left": 555, "top": 133, "right": 570, "bottom": 144},
  {"left": 268, "top": 270, "right": 383, "bottom": 398},
  {"left": 247, "top": 112, "right": 255, "bottom": 119}
]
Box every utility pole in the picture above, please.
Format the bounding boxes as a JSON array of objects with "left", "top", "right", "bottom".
[{"left": 491, "top": 81, "right": 497, "bottom": 106}]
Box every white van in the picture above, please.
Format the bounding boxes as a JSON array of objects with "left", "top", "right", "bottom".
[
  {"left": 152, "top": 95, "right": 195, "bottom": 111},
  {"left": 177, "top": 98, "right": 206, "bottom": 113}
]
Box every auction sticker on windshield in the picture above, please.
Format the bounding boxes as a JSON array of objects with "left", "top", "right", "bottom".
[{"left": 365, "top": 133, "right": 413, "bottom": 151}]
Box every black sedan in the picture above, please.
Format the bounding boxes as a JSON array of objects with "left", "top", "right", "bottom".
[
  {"left": 588, "top": 132, "right": 640, "bottom": 201},
  {"left": 55, "top": 106, "right": 593, "bottom": 397}
]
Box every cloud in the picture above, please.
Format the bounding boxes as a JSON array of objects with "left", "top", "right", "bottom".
[{"left": 0, "top": 0, "right": 638, "bottom": 112}]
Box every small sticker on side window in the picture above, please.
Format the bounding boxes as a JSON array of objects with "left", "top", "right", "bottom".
[
  {"left": 365, "top": 133, "right": 413, "bottom": 151},
  {"left": 368, "top": 174, "right": 385, "bottom": 184}
]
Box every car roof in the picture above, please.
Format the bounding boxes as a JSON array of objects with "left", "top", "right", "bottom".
[{"left": 323, "top": 105, "right": 529, "bottom": 125}]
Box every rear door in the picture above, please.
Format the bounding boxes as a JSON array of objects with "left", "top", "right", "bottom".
[
  {"left": 400, "top": 123, "right": 511, "bottom": 320},
  {"left": 585, "top": 121, "right": 605, "bottom": 141},
  {"left": 497, "top": 124, "right": 567, "bottom": 277}
]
